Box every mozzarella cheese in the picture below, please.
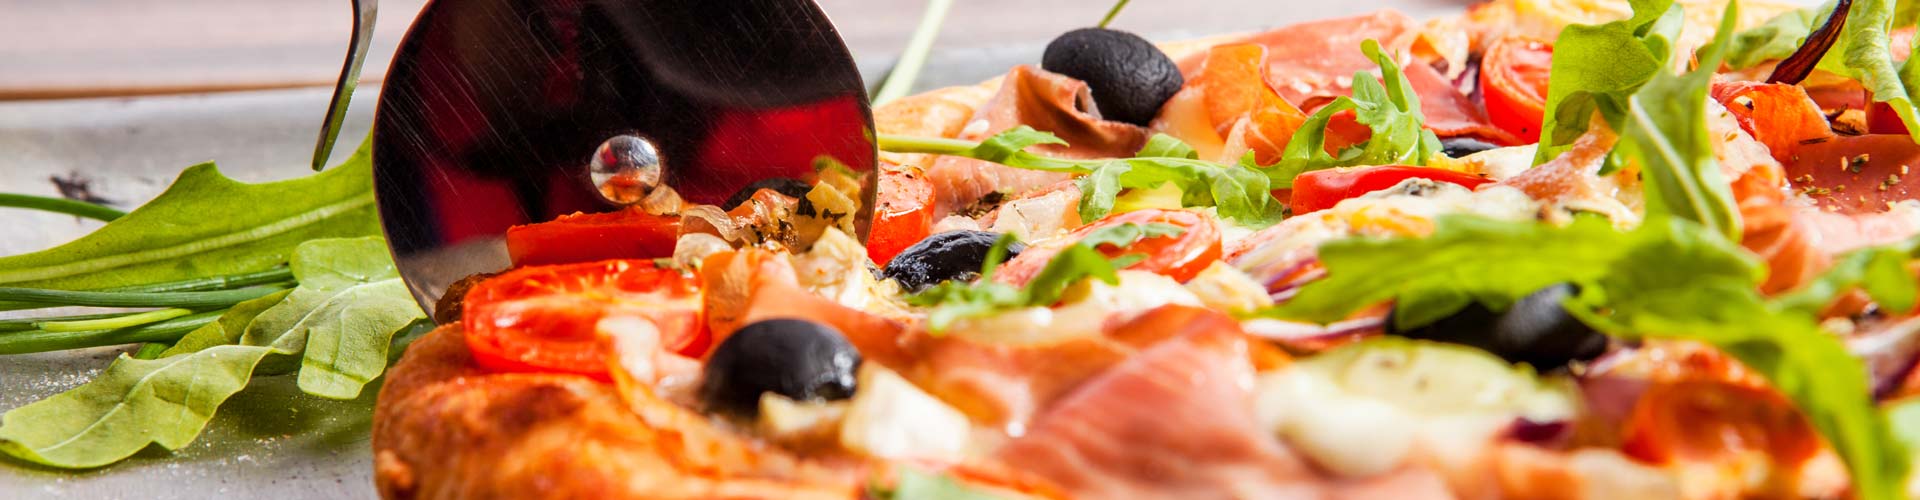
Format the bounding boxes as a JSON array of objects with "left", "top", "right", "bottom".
[{"left": 838, "top": 365, "right": 972, "bottom": 462}]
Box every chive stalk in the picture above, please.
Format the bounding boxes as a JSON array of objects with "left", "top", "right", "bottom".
[
  {"left": 0, "top": 193, "right": 126, "bottom": 222},
  {"left": 1097, "top": 0, "right": 1133, "bottom": 28},
  {"left": 871, "top": 0, "right": 955, "bottom": 105},
  {"left": 132, "top": 342, "right": 171, "bottom": 360},
  {"left": 0, "top": 310, "right": 222, "bottom": 355},
  {"left": 36, "top": 308, "right": 194, "bottom": 332},
  {"left": 0, "top": 312, "right": 130, "bottom": 331},
  {"left": 0, "top": 268, "right": 294, "bottom": 312},
  {"left": 0, "top": 285, "right": 287, "bottom": 309}
]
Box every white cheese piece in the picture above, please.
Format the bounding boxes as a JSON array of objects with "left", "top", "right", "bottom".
[
  {"left": 838, "top": 365, "right": 971, "bottom": 462},
  {"left": 759, "top": 393, "right": 849, "bottom": 445},
  {"left": 988, "top": 188, "right": 1081, "bottom": 242},
  {"left": 789, "top": 228, "right": 911, "bottom": 319},
  {"left": 1253, "top": 339, "right": 1581, "bottom": 479},
  {"left": 1183, "top": 261, "right": 1274, "bottom": 314}
]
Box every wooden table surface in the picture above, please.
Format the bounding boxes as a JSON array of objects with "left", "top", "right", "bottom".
[{"left": 0, "top": 0, "right": 1473, "bottom": 100}]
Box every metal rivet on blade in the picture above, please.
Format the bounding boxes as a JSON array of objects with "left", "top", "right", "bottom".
[{"left": 590, "top": 134, "right": 663, "bottom": 205}]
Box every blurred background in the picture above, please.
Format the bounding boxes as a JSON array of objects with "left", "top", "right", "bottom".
[{"left": 0, "top": 0, "right": 1471, "bottom": 99}]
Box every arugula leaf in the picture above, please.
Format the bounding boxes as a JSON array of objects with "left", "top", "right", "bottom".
[
  {"left": 0, "top": 289, "right": 291, "bottom": 468},
  {"left": 1075, "top": 138, "right": 1286, "bottom": 225},
  {"left": 239, "top": 237, "right": 424, "bottom": 399},
  {"left": 293, "top": 277, "right": 423, "bottom": 399},
  {"left": 1269, "top": 39, "right": 1443, "bottom": 185},
  {"left": 879, "top": 128, "right": 1284, "bottom": 225},
  {"left": 1532, "top": 0, "right": 1683, "bottom": 164},
  {"left": 1724, "top": 0, "right": 1920, "bottom": 141},
  {"left": 1722, "top": 3, "right": 1832, "bottom": 70},
  {"left": 1263, "top": 215, "right": 1633, "bottom": 327},
  {"left": 1260, "top": 214, "right": 1908, "bottom": 500},
  {"left": 1616, "top": 0, "right": 1743, "bottom": 241},
  {"left": 1841, "top": 0, "right": 1920, "bottom": 143},
  {"left": 909, "top": 223, "right": 1182, "bottom": 330},
  {"left": 1772, "top": 235, "right": 1920, "bottom": 316},
  {"left": 0, "top": 236, "right": 425, "bottom": 468},
  {"left": 0, "top": 138, "right": 381, "bottom": 291}
]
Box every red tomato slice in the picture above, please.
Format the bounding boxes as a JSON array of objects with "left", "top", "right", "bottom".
[
  {"left": 463, "top": 260, "right": 705, "bottom": 379},
  {"left": 1710, "top": 82, "right": 1834, "bottom": 165},
  {"left": 867, "top": 166, "right": 935, "bottom": 266},
  {"left": 1479, "top": 37, "right": 1553, "bottom": 143},
  {"left": 995, "top": 208, "right": 1222, "bottom": 286},
  {"left": 504, "top": 207, "right": 680, "bottom": 267},
  {"left": 1289, "top": 165, "right": 1492, "bottom": 214},
  {"left": 1620, "top": 379, "right": 1821, "bottom": 466}
]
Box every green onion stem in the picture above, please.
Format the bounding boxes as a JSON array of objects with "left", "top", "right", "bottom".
[
  {"left": 0, "top": 312, "right": 130, "bottom": 331},
  {"left": 0, "top": 310, "right": 222, "bottom": 355},
  {"left": 0, "top": 193, "right": 126, "bottom": 222},
  {"left": 0, "top": 285, "right": 287, "bottom": 309},
  {"left": 0, "top": 268, "right": 294, "bottom": 312},
  {"left": 36, "top": 308, "right": 194, "bottom": 332},
  {"left": 871, "top": 0, "right": 955, "bottom": 105},
  {"left": 1097, "top": 0, "right": 1132, "bottom": 28}
]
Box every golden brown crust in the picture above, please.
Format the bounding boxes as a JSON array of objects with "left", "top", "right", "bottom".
[{"left": 373, "top": 325, "right": 860, "bottom": 500}]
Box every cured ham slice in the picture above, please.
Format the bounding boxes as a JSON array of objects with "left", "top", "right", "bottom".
[
  {"left": 924, "top": 66, "right": 1149, "bottom": 215},
  {"left": 1178, "top": 11, "right": 1509, "bottom": 144},
  {"left": 994, "top": 310, "right": 1452, "bottom": 499}
]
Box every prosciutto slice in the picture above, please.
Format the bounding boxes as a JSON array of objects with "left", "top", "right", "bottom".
[
  {"left": 994, "top": 315, "right": 1453, "bottom": 499},
  {"left": 1178, "top": 10, "right": 1511, "bottom": 145},
  {"left": 924, "top": 65, "right": 1149, "bottom": 215}
]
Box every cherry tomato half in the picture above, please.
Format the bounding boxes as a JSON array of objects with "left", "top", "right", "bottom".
[
  {"left": 1620, "top": 379, "right": 1820, "bottom": 466},
  {"left": 1480, "top": 37, "right": 1553, "bottom": 143},
  {"left": 504, "top": 207, "right": 680, "bottom": 267},
  {"left": 866, "top": 166, "right": 936, "bottom": 267},
  {"left": 994, "top": 208, "right": 1222, "bottom": 286},
  {"left": 463, "top": 260, "right": 705, "bottom": 379},
  {"left": 1290, "top": 165, "right": 1492, "bottom": 214}
]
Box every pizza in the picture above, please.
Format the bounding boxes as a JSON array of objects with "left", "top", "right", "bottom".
[{"left": 370, "top": 0, "right": 1920, "bottom": 498}]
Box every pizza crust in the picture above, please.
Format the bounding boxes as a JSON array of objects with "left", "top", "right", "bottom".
[{"left": 372, "top": 324, "right": 861, "bottom": 500}]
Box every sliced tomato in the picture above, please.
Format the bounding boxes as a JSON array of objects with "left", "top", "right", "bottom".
[
  {"left": 866, "top": 166, "right": 935, "bottom": 266},
  {"left": 1620, "top": 379, "right": 1821, "bottom": 466},
  {"left": 504, "top": 207, "right": 679, "bottom": 267},
  {"left": 994, "top": 208, "right": 1222, "bottom": 286},
  {"left": 1289, "top": 165, "right": 1492, "bottom": 214},
  {"left": 463, "top": 260, "right": 705, "bottom": 379},
  {"left": 1479, "top": 37, "right": 1553, "bottom": 143},
  {"left": 1710, "top": 82, "right": 1834, "bottom": 165}
]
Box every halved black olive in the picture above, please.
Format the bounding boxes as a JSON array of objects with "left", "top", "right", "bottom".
[
  {"left": 723, "top": 177, "right": 813, "bottom": 210},
  {"left": 1390, "top": 284, "right": 1608, "bottom": 370},
  {"left": 699, "top": 319, "right": 861, "bottom": 417},
  {"left": 881, "top": 230, "right": 1024, "bottom": 292},
  {"left": 1040, "top": 28, "right": 1183, "bottom": 127},
  {"left": 1440, "top": 137, "right": 1500, "bottom": 158}
]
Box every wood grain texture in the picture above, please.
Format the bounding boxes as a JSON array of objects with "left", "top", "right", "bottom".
[{"left": 0, "top": 0, "right": 1473, "bottom": 99}]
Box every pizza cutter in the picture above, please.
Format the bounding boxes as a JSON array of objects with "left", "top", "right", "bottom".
[{"left": 370, "top": 0, "right": 877, "bottom": 317}]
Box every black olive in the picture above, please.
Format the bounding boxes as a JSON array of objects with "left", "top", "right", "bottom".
[
  {"left": 1040, "top": 28, "right": 1183, "bottom": 127},
  {"left": 1440, "top": 137, "right": 1500, "bottom": 158},
  {"left": 881, "top": 230, "right": 1025, "bottom": 292},
  {"left": 723, "top": 177, "right": 813, "bottom": 211},
  {"left": 1390, "top": 284, "right": 1608, "bottom": 370},
  {"left": 699, "top": 319, "right": 861, "bottom": 417}
]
